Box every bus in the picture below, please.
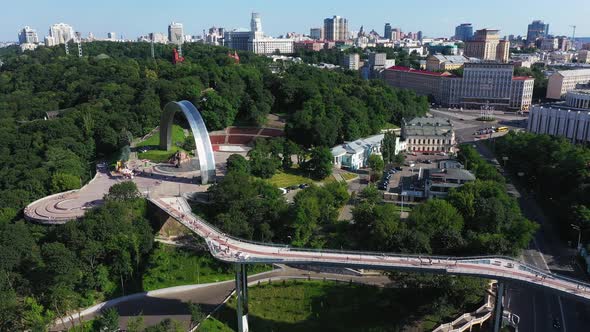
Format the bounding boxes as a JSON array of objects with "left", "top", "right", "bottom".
[{"left": 496, "top": 126, "right": 509, "bottom": 132}]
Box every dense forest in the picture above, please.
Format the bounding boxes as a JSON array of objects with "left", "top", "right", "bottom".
[
  {"left": 0, "top": 41, "right": 428, "bottom": 330},
  {"left": 495, "top": 132, "right": 590, "bottom": 242}
]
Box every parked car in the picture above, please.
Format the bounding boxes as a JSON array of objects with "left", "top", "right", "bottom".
[
  {"left": 278, "top": 188, "right": 288, "bottom": 195},
  {"left": 299, "top": 183, "right": 309, "bottom": 189}
]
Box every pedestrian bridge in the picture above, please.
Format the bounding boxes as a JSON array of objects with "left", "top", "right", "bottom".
[{"left": 150, "top": 196, "right": 590, "bottom": 303}]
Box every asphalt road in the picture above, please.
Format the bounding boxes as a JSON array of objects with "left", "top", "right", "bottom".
[
  {"left": 473, "top": 140, "right": 590, "bottom": 332},
  {"left": 51, "top": 265, "right": 392, "bottom": 331}
]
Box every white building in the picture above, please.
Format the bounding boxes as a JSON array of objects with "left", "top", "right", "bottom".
[
  {"left": 342, "top": 53, "right": 360, "bottom": 70},
  {"left": 528, "top": 89, "right": 590, "bottom": 143},
  {"left": 224, "top": 13, "right": 294, "bottom": 55},
  {"left": 546, "top": 69, "right": 590, "bottom": 99},
  {"left": 18, "top": 26, "right": 39, "bottom": 44},
  {"left": 331, "top": 134, "right": 384, "bottom": 170},
  {"left": 168, "top": 22, "right": 184, "bottom": 45},
  {"left": 48, "top": 23, "right": 75, "bottom": 45}
]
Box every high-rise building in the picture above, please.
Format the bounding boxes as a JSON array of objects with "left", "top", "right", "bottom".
[
  {"left": 48, "top": 23, "right": 75, "bottom": 45},
  {"left": 464, "top": 29, "right": 509, "bottom": 63},
  {"left": 224, "top": 13, "right": 294, "bottom": 55},
  {"left": 391, "top": 28, "right": 401, "bottom": 41},
  {"left": 454, "top": 23, "right": 473, "bottom": 41},
  {"left": 526, "top": 20, "right": 549, "bottom": 44},
  {"left": 108, "top": 32, "right": 117, "bottom": 40},
  {"left": 18, "top": 26, "right": 39, "bottom": 44},
  {"left": 417, "top": 31, "right": 423, "bottom": 41},
  {"left": 383, "top": 63, "right": 534, "bottom": 111},
  {"left": 168, "top": 22, "right": 184, "bottom": 45},
  {"left": 342, "top": 53, "right": 360, "bottom": 70},
  {"left": 310, "top": 28, "right": 323, "bottom": 40},
  {"left": 323, "top": 16, "right": 348, "bottom": 41},
  {"left": 546, "top": 69, "right": 590, "bottom": 99},
  {"left": 384, "top": 23, "right": 392, "bottom": 40}
]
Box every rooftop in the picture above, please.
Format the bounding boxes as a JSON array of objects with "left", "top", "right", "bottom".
[
  {"left": 386, "top": 65, "right": 455, "bottom": 77},
  {"left": 513, "top": 76, "right": 534, "bottom": 81},
  {"left": 404, "top": 117, "right": 454, "bottom": 137},
  {"left": 430, "top": 54, "right": 469, "bottom": 64},
  {"left": 555, "top": 68, "right": 590, "bottom": 77}
]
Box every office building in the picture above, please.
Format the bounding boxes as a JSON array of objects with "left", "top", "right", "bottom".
[
  {"left": 454, "top": 23, "right": 473, "bottom": 41},
  {"left": 425, "top": 54, "right": 470, "bottom": 71},
  {"left": 402, "top": 117, "right": 456, "bottom": 153},
  {"left": 204, "top": 27, "right": 224, "bottom": 46},
  {"left": 310, "top": 28, "right": 323, "bottom": 40},
  {"left": 294, "top": 40, "right": 324, "bottom": 52},
  {"left": 48, "top": 23, "right": 75, "bottom": 45},
  {"left": 546, "top": 69, "right": 590, "bottom": 99},
  {"left": 464, "top": 29, "right": 509, "bottom": 63},
  {"left": 527, "top": 89, "right": 590, "bottom": 143},
  {"left": 417, "top": 31, "right": 423, "bottom": 41},
  {"left": 149, "top": 32, "right": 168, "bottom": 44},
  {"left": 343, "top": 53, "right": 361, "bottom": 70},
  {"left": 540, "top": 37, "right": 558, "bottom": 51},
  {"left": 384, "top": 23, "right": 392, "bottom": 40},
  {"left": 527, "top": 20, "right": 549, "bottom": 44},
  {"left": 324, "top": 16, "right": 348, "bottom": 41},
  {"left": 391, "top": 28, "right": 401, "bottom": 41},
  {"left": 384, "top": 63, "right": 534, "bottom": 111},
  {"left": 224, "top": 13, "right": 294, "bottom": 55},
  {"left": 107, "top": 32, "right": 117, "bottom": 40},
  {"left": 168, "top": 22, "right": 184, "bottom": 45},
  {"left": 18, "top": 26, "right": 39, "bottom": 44},
  {"left": 578, "top": 50, "right": 590, "bottom": 64}
]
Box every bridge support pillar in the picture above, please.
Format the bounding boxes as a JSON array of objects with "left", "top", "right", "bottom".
[
  {"left": 235, "top": 264, "right": 249, "bottom": 332},
  {"left": 492, "top": 282, "right": 505, "bottom": 332}
]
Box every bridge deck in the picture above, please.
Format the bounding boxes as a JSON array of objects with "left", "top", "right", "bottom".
[{"left": 150, "top": 196, "right": 590, "bottom": 302}]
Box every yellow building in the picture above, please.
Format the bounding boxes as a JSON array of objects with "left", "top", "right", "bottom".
[
  {"left": 464, "top": 29, "right": 509, "bottom": 63},
  {"left": 425, "top": 54, "right": 470, "bottom": 72}
]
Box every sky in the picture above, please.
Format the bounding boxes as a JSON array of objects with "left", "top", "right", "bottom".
[{"left": 1, "top": 0, "right": 589, "bottom": 41}]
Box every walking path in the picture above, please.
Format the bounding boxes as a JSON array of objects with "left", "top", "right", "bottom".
[
  {"left": 50, "top": 265, "right": 391, "bottom": 331},
  {"left": 151, "top": 196, "right": 590, "bottom": 303}
]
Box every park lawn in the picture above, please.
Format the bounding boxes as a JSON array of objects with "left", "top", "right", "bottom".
[
  {"left": 198, "top": 317, "right": 234, "bottom": 332},
  {"left": 137, "top": 125, "right": 188, "bottom": 163},
  {"left": 267, "top": 170, "right": 315, "bottom": 188},
  {"left": 340, "top": 171, "right": 358, "bottom": 181},
  {"left": 137, "top": 124, "right": 186, "bottom": 148},
  {"left": 209, "top": 280, "right": 473, "bottom": 332},
  {"left": 142, "top": 243, "right": 272, "bottom": 291}
]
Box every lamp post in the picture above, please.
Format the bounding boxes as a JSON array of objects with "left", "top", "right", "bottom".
[{"left": 571, "top": 224, "right": 582, "bottom": 250}]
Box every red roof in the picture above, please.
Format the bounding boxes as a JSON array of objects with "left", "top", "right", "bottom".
[
  {"left": 386, "top": 66, "right": 455, "bottom": 77},
  {"left": 512, "top": 76, "right": 534, "bottom": 81}
]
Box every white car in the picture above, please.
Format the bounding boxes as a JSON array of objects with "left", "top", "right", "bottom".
[{"left": 278, "top": 188, "right": 288, "bottom": 195}]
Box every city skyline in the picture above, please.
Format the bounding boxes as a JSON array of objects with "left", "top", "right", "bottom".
[{"left": 1, "top": 0, "right": 589, "bottom": 41}]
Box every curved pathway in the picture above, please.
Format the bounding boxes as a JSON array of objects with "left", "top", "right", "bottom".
[
  {"left": 50, "top": 265, "right": 391, "bottom": 331},
  {"left": 151, "top": 196, "right": 590, "bottom": 303}
]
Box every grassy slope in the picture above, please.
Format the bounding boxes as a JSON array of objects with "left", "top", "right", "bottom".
[
  {"left": 207, "top": 280, "right": 476, "bottom": 332},
  {"left": 142, "top": 243, "right": 271, "bottom": 291},
  {"left": 136, "top": 125, "right": 187, "bottom": 162}
]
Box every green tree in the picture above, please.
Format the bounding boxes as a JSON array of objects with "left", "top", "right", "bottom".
[
  {"left": 50, "top": 173, "right": 80, "bottom": 192},
  {"left": 96, "top": 308, "right": 119, "bottom": 332},
  {"left": 197, "top": 90, "right": 238, "bottom": 131},
  {"left": 304, "top": 147, "right": 333, "bottom": 180},
  {"left": 367, "top": 154, "right": 384, "bottom": 182},
  {"left": 381, "top": 131, "right": 397, "bottom": 164},
  {"left": 188, "top": 302, "right": 205, "bottom": 327},
  {"left": 226, "top": 154, "right": 250, "bottom": 174},
  {"left": 105, "top": 181, "right": 141, "bottom": 201}
]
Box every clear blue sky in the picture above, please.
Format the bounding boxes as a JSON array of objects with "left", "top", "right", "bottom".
[{"left": 1, "top": 0, "right": 588, "bottom": 41}]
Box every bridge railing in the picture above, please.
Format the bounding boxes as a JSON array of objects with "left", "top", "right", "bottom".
[{"left": 152, "top": 197, "right": 590, "bottom": 290}]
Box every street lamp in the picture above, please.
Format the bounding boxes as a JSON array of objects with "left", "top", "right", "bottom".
[{"left": 571, "top": 224, "right": 582, "bottom": 250}]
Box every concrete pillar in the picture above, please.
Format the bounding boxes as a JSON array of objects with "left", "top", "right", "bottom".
[
  {"left": 235, "top": 264, "right": 249, "bottom": 332},
  {"left": 492, "top": 282, "right": 505, "bottom": 332}
]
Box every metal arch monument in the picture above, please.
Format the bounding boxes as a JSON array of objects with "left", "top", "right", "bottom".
[{"left": 159, "top": 101, "right": 216, "bottom": 184}]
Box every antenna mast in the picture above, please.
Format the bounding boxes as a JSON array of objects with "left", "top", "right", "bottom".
[{"left": 570, "top": 25, "right": 577, "bottom": 50}]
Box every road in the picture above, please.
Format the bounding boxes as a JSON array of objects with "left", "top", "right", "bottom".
[
  {"left": 51, "top": 265, "right": 392, "bottom": 331},
  {"left": 473, "top": 140, "right": 590, "bottom": 332}
]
